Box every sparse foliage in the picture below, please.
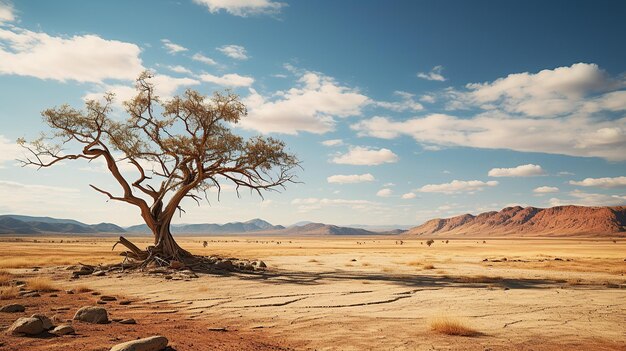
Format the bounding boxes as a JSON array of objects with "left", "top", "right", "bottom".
[
  {"left": 426, "top": 239, "right": 434, "bottom": 247},
  {"left": 19, "top": 72, "right": 299, "bottom": 264}
]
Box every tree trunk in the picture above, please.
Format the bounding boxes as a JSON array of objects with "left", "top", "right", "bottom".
[{"left": 152, "top": 213, "right": 192, "bottom": 262}]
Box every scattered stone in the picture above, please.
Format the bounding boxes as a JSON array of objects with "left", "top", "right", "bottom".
[
  {"left": 97, "top": 300, "right": 107, "bottom": 305},
  {"left": 7, "top": 317, "right": 44, "bottom": 336},
  {"left": 73, "top": 306, "right": 109, "bottom": 324},
  {"left": 258, "top": 261, "right": 267, "bottom": 268},
  {"left": 244, "top": 263, "right": 255, "bottom": 271},
  {"left": 93, "top": 270, "right": 106, "bottom": 276},
  {"left": 208, "top": 327, "right": 227, "bottom": 332},
  {"left": 0, "top": 304, "right": 25, "bottom": 313},
  {"left": 350, "top": 259, "right": 357, "bottom": 262},
  {"left": 112, "top": 318, "right": 124, "bottom": 322},
  {"left": 92, "top": 291, "right": 101, "bottom": 296},
  {"left": 23, "top": 292, "right": 41, "bottom": 298},
  {"left": 50, "top": 324, "right": 74, "bottom": 336},
  {"left": 100, "top": 296, "right": 117, "bottom": 302},
  {"left": 119, "top": 300, "right": 132, "bottom": 306},
  {"left": 502, "top": 258, "right": 508, "bottom": 261},
  {"left": 52, "top": 306, "right": 71, "bottom": 311},
  {"left": 215, "top": 260, "right": 234, "bottom": 270},
  {"left": 66, "top": 290, "right": 75, "bottom": 294},
  {"left": 51, "top": 314, "right": 64, "bottom": 323},
  {"left": 119, "top": 318, "right": 136, "bottom": 325},
  {"left": 482, "top": 258, "right": 489, "bottom": 262},
  {"left": 109, "top": 335, "right": 168, "bottom": 351},
  {"left": 554, "top": 257, "right": 563, "bottom": 261},
  {"left": 31, "top": 314, "right": 54, "bottom": 330},
  {"left": 49, "top": 294, "right": 58, "bottom": 297}
]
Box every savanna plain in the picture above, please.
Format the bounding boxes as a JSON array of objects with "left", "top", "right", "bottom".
[{"left": 0, "top": 236, "right": 624, "bottom": 350}]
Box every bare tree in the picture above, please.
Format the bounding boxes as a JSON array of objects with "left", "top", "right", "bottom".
[{"left": 18, "top": 72, "right": 299, "bottom": 265}]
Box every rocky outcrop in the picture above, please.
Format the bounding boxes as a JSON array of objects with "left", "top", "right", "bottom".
[{"left": 406, "top": 205, "right": 626, "bottom": 237}]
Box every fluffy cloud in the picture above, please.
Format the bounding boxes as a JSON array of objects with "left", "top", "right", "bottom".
[
  {"left": 321, "top": 139, "right": 344, "bottom": 147},
  {"left": 0, "top": 26, "right": 143, "bottom": 83},
  {"left": 217, "top": 44, "right": 248, "bottom": 60},
  {"left": 533, "top": 186, "right": 559, "bottom": 194},
  {"left": 417, "top": 65, "right": 446, "bottom": 81},
  {"left": 290, "top": 197, "right": 375, "bottom": 212},
  {"left": 161, "top": 39, "right": 187, "bottom": 54},
  {"left": 200, "top": 73, "right": 254, "bottom": 87},
  {"left": 549, "top": 190, "right": 626, "bottom": 207},
  {"left": 0, "top": 180, "right": 81, "bottom": 215},
  {"left": 84, "top": 74, "right": 200, "bottom": 105},
  {"left": 193, "top": 0, "right": 285, "bottom": 17},
  {"left": 240, "top": 71, "right": 369, "bottom": 134},
  {"left": 165, "top": 65, "right": 192, "bottom": 74},
  {"left": 191, "top": 53, "right": 217, "bottom": 65},
  {"left": 376, "top": 188, "right": 392, "bottom": 197},
  {"left": 0, "top": 1, "right": 14, "bottom": 22},
  {"left": 352, "top": 63, "right": 626, "bottom": 161},
  {"left": 374, "top": 91, "right": 423, "bottom": 112},
  {"left": 0, "top": 135, "right": 21, "bottom": 168},
  {"left": 569, "top": 176, "right": 626, "bottom": 188},
  {"left": 327, "top": 173, "right": 375, "bottom": 184},
  {"left": 488, "top": 164, "right": 545, "bottom": 177},
  {"left": 417, "top": 180, "right": 498, "bottom": 194},
  {"left": 331, "top": 146, "right": 398, "bottom": 166},
  {"left": 401, "top": 192, "right": 416, "bottom": 199}
]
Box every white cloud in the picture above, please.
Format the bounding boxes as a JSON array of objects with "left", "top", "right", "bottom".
[
  {"left": 217, "top": 44, "right": 248, "bottom": 60},
  {"left": 0, "top": 1, "right": 15, "bottom": 23},
  {"left": 321, "top": 139, "right": 344, "bottom": 147},
  {"left": 376, "top": 188, "right": 392, "bottom": 197},
  {"left": 331, "top": 146, "right": 398, "bottom": 166},
  {"left": 0, "top": 180, "right": 81, "bottom": 214},
  {"left": 352, "top": 64, "right": 626, "bottom": 161},
  {"left": 161, "top": 39, "right": 187, "bottom": 54},
  {"left": 417, "top": 65, "right": 446, "bottom": 81},
  {"left": 200, "top": 73, "right": 254, "bottom": 87},
  {"left": 401, "top": 192, "right": 416, "bottom": 199},
  {"left": 420, "top": 94, "right": 436, "bottom": 103},
  {"left": 533, "top": 186, "right": 559, "bottom": 194},
  {"left": 375, "top": 91, "right": 423, "bottom": 112},
  {"left": 290, "top": 197, "right": 375, "bottom": 212},
  {"left": 165, "top": 65, "right": 192, "bottom": 74},
  {"left": 240, "top": 71, "right": 369, "bottom": 134},
  {"left": 417, "top": 180, "right": 498, "bottom": 194},
  {"left": 327, "top": 173, "right": 375, "bottom": 184},
  {"left": 84, "top": 74, "right": 200, "bottom": 105},
  {"left": 548, "top": 190, "right": 626, "bottom": 207},
  {"left": 0, "top": 135, "right": 21, "bottom": 168},
  {"left": 0, "top": 26, "right": 143, "bottom": 83},
  {"left": 488, "top": 164, "right": 545, "bottom": 177},
  {"left": 569, "top": 176, "right": 626, "bottom": 188},
  {"left": 191, "top": 53, "right": 217, "bottom": 66},
  {"left": 193, "top": 0, "right": 285, "bottom": 17}
]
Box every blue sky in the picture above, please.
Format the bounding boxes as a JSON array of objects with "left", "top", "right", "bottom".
[{"left": 0, "top": 0, "right": 625, "bottom": 226}]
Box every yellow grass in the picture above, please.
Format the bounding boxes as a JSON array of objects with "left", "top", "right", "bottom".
[
  {"left": 423, "top": 264, "right": 435, "bottom": 269},
  {"left": 0, "top": 286, "right": 19, "bottom": 300},
  {"left": 27, "top": 277, "right": 58, "bottom": 292},
  {"left": 430, "top": 316, "right": 479, "bottom": 336},
  {"left": 73, "top": 285, "right": 92, "bottom": 293},
  {"left": 0, "top": 270, "right": 12, "bottom": 286}
]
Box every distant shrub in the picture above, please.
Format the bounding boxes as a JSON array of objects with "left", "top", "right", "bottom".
[
  {"left": 430, "top": 316, "right": 479, "bottom": 336},
  {"left": 426, "top": 239, "right": 434, "bottom": 247}
]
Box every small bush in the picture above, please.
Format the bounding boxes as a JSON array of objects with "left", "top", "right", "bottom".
[
  {"left": 0, "top": 286, "right": 19, "bottom": 300},
  {"left": 426, "top": 239, "right": 434, "bottom": 247},
  {"left": 0, "top": 270, "right": 12, "bottom": 286},
  {"left": 430, "top": 316, "right": 479, "bottom": 336},
  {"left": 74, "top": 285, "right": 92, "bottom": 293},
  {"left": 27, "top": 277, "right": 58, "bottom": 292}
]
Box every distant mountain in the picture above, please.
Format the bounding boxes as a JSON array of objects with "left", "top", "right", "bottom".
[
  {"left": 0, "top": 215, "right": 126, "bottom": 234},
  {"left": 406, "top": 205, "right": 626, "bottom": 237},
  {"left": 279, "top": 222, "right": 379, "bottom": 235},
  {"left": 125, "top": 218, "right": 285, "bottom": 234}
]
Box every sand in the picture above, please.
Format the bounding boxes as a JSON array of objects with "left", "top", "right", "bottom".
[{"left": 1, "top": 236, "right": 625, "bottom": 350}]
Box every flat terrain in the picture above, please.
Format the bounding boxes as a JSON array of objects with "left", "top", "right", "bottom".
[{"left": 1, "top": 236, "right": 625, "bottom": 350}]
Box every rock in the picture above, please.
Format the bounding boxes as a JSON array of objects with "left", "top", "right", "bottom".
[
  {"left": 50, "top": 324, "right": 74, "bottom": 336},
  {"left": 119, "top": 318, "right": 136, "bottom": 325},
  {"left": 92, "top": 291, "right": 101, "bottom": 296},
  {"left": 164, "top": 275, "right": 172, "bottom": 280},
  {"left": 258, "top": 261, "right": 267, "bottom": 268},
  {"left": 119, "top": 300, "right": 132, "bottom": 306},
  {"left": 7, "top": 317, "right": 44, "bottom": 336},
  {"left": 93, "top": 270, "right": 106, "bottom": 276},
  {"left": 51, "top": 314, "right": 64, "bottom": 323},
  {"left": 208, "top": 327, "right": 227, "bottom": 332},
  {"left": 244, "top": 263, "right": 255, "bottom": 271},
  {"left": 554, "top": 257, "right": 563, "bottom": 261},
  {"left": 73, "top": 306, "right": 109, "bottom": 324},
  {"left": 97, "top": 300, "right": 107, "bottom": 305},
  {"left": 109, "top": 335, "right": 168, "bottom": 351},
  {"left": 49, "top": 294, "right": 58, "bottom": 297},
  {"left": 23, "top": 292, "right": 41, "bottom": 298},
  {"left": 0, "top": 304, "right": 25, "bottom": 313},
  {"left": 169, "top": 260, "right": 184, "bottom": 269},
  {"left": 31, "top": 314, "right": 54, "bottom": 330},
  {"left": 66, "top": 290, "right": 74, "bottom": 294},
  {"left": 112, "top": 318, "right": 123, "bottom": 322},
  {"left": 350, "top": 259, "right": 357, "bottom": 262},
  {"left": 100, "top": 296, "right": 117, "bottom": 302}
]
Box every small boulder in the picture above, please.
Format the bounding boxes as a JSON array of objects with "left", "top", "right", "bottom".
[
  {"left": 109, "top": 335, "right": 168, "bottom": 351},
  {"left": 73, "top": 306, "right": 109, "bottom": 324},
  {"left": 31, "top": 314, "right": 54, "bottom": 330},
  {"left": 258, "top": 261, "right": 267, "bottom": 268},
  {"left": 100, "top": 296, "right": 117, "bottom": 302},
  {"left": 0, "top": 304, "right": 25, "bottom": 313},
  {"left": 50, "top": 324, "right": 74, "bottom": 336},
  {"left": 7, "top": 317, "right": 44, "bottom": 336},
  {"left": 119, "top": 318, "right": 136, "bottom": 325},
  {"left": 119, "top": 300, "right": 132, "bottom": 306},
  {"left": 93, "top": 270, "right": 106, "bottom": 276},
  {"left": 22, "top": 292, "right": 40, "bottom": 298}
]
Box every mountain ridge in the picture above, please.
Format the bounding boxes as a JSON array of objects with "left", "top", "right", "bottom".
[{"left": 406, "top": 205, "right": 626, "bottom": 237}]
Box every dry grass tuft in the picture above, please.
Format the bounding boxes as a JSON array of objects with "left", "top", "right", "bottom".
[
  {"left": 430, "top": 316, "right": 479, "bottom": 336},
  {"left": 406, "top": 260, "right": 421, "bottom": 266},
  {"left": 423, "top": 264, "right": 436, "bottom": 270},
  {"left": 0, "top": 270, "right": 13, "bottom": 286},
  {"left": 27, "top": 277, "right": 58, "bottom": 292},
  {"left": 361, "top": 262, "right": 371, "bottom": 267},
  {"left": 308, "top": 259, "right": 319, "bottom": 263},
  {"left": 0, "top": 286, "right": 19, "bottom": 300},
  {"left": 73, "top": 285, "right": 92, "bottom": 293}
]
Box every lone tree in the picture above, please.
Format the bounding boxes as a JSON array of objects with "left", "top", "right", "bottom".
[{"left": 19, "top": 72, "right": 299, "bottom": 265}]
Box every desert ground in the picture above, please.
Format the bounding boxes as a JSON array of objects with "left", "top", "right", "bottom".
[{"left": 0, "top": 236, "right": 625, "bottom": 350}]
